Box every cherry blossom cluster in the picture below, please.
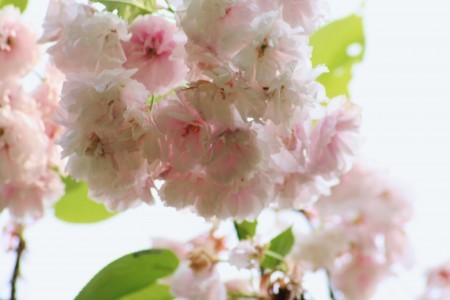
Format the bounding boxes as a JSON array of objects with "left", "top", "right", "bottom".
[
  {"left": 146, "top": 161, "right": 413, "bottom": 299},
  {"left": 291, "top": 162, "right": 413, "bottom": 299},
  {"left": 44, "top": 0, "right": 362, "bottom": 220},
  {"left": 153, "top": 226, "right": 302, "bottom": 300},
  {"left": 0, "top": 6, "right": 64, "bottom": 219}
]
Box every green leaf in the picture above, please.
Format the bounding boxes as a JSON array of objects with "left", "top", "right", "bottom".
[
  {"left": 261, "top": 227, "right": 295, "bottom": 270},
  {"left": 310, "top": 14, "right": 365, "bottom": 98},
  {"left": 0, "top": 0, "right": 28, "bottom": 12},
  {"left": 76, "top": 249, "right": 179, "bottom": 300},
  {"left": 234, "top": 220, "right": 258, "bottom": 240},
  {"left": 91, "top": 0, "right": 157, "bottom": 23},
  {"left": 120, "top": 283, "right": 173, "bottom": 300},
  {"left": 54, "top": 176, "right": 117, "bottom": 224}
]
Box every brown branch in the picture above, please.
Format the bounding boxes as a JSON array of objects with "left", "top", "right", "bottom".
[{"left": 10, "top": 230, "right": 26, "bottom": 300}]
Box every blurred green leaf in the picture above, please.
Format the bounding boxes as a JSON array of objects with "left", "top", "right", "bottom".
[
  {"left": 120, "top": 283, "right": 173, "bottom": 300},
  {"left": 234, "top": 220, "right": 258, "bottom": 240},
  {"left": 310, "top": 14, "right": 365, "bottom": 98},
  {"left": 91, "top": 0, "right": 156, "bottom": 23},
  {"left": 261, "top": 227, "right": 295, "bottom": 270},
  {"left": 76, "top": 249, "right": 179, "bottom": 300},
  {"left": 0, "top": 0, "right": 28, "bottom": 12},
  {"left": 54, "top": 176, "right": 116, "bottom": 224}
]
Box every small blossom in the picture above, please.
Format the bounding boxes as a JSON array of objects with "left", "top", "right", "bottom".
[
  {"left": 0, "top": 5, "right": 40, "bottom": 79},
  {"left": 229, "top": 241, "right": 259, "bottom": 269},
  {"left": 48, "top": 11, "right": 129, "bottom": 73},
  {"left": 123, "top": 15, "right": 187, "bottom": 94}
]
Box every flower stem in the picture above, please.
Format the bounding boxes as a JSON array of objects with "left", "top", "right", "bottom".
[
  {"left": 326, "top": 270, "right": 337, "bottom": 300},
  {"left": 10, "top": 230, "right": 26, "bottom": 300}
]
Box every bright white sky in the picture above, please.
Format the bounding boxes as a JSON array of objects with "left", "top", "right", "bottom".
[{"left": 1, "top": 0, "right": 450, "bottom": 299}]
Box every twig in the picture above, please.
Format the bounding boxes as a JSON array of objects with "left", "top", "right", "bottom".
[
  {"left": 10, "top": 230, "right": 26, "bottom": 300},
  {"left": 326, "top": 270, "right": 336, "bottom": 300}
]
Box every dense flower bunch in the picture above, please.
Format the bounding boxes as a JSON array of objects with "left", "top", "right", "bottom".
[
  {"left": 0, "top": 6, "right": 64, "bottom": 219},
  {"left": 292, "top": 162, "right": 413, "bottom": 299},
  {"left": 44, "top": 0, "right": 361, "bottom": 220},
  {"left": 147, "top": 162, "right": 413, "bottom": 300}
]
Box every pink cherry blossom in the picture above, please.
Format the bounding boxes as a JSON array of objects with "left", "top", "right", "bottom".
[
  {"left": 122, "top": 15, "right": 187, "bottom": 95},
  {"left": 0, "top": 5, "right": 39, "bottom": 79},
  {"left": 171, "top": 263, "right": 227, "bottom": 300},
  {"left": 39, "top": 0, "right": 94, "bottom": 43},
  {"left": 278, "top": 0, "right": 329, "bottom": 33},
  {"left": 48, "top": 11, "right": 129, "bottom": 73},
  {"left": 57, "top": 69, "right": 154, "bottom": 210},
  {"left": 421, "top": 262, "right": 450, "bottom": 300},
  {"left": 232, "top": 10, "right": 310, "bottom": 86},
  {"left": 229, "top": 240, "right": 259, "bottom": 269},
  {"left": 0, "top": 169, "right": 64, "bottom": 220},
  {"left": 290, "top": 227, "right": 349, "bottom": 271},
  {"left": 151, "top": 98, "right": 212, "bottom": 172},
  {"left": 0, "top": 107, "right": 48, "bottom": 185},
  {"left": 206, "top": 128, "right": 261, "bottom": 184},
  {"left": 332, "top": 256, "right": 389, "bottom": 300},
  {"left": 308, "top": 97, "right": 362, "bottom": 178},
  {"left": 160, "top": 171, "right": 274, "bottom": 221}
]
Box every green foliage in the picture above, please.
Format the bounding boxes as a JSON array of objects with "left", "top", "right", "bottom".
[
  {"left": 54, "top": 176, "right": 116, "bottom": 224},
  {"left": 310, "top": 14, "right": 365, "bottom": 98},
  {"left": 261, "top": 227, "right": 295, "bottom": 270},
  {"left": 90, "top": 0, "right": 157, "bottom": 23},
  {"left": 234, "top": 220, "right": 258, "bottom": 240},
  {"left": 0, "top": 0, "right": 28, "bottom": 12},
  {"left": 76, "top": 249, "right": 179, "bottom": 300},
  {"left": 120, "top": 283, "right": 173, "bottom": 300}
]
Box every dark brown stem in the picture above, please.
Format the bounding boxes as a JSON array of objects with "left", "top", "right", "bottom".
[
  {"left": 10, "top": 230, "right": 26, "bottom": 300},
  {"left": 326, "top": 270, "right": 337, "bottom": 300}
]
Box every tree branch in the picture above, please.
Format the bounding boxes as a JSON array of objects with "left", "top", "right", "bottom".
[{"left": 10, "top": 230, "right": 26, "bottom": 300}]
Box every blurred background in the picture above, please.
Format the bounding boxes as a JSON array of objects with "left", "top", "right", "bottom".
[{"left": 1, "top": 0, "right": 450, "bottom": 298}]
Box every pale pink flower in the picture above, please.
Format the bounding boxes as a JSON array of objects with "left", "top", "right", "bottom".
[
  {"left": 122, "top": 15, "right": 187, "bottom": 95},
  {"left": 0, "top": 107, "right": 48, "bottom": 185},
  {"left": 275, "top": 173, "right": 331, "bottom": 209},
  {"left": 58, "top": 69, "right": 154, "bottom": 210},
  {"left": 179, "top": 0, "right": 262, "bottom": 74},
  {"left": 0, "top": 79, "right": 39, "bottom": 115},
  {"left": 171, "top": 263, "right": 227, "bottom": 300},
  {"left": 264, "top": 64, "right": 326, "bottom": 129},
  {"left": 0, "top": 169, "right": 64, "bottom": 220},
  {"left": 48, "top": 11, "right": 129, "bottom": 73},
  {"left": 290, "top": 227, "right": 349, "bottom": 271},
  {"left": 160, "top": 171, "right": 274, "bottom": 220},
  {"left": 0, "top": 5, "right": 40, "bottom": 79},
  {"left": 308, "top": 97, "right": 362, "bottom": 178},
  {"left": 39, "top": 0, "right": 94, "bottom": 43},
  {"left": 278, "top": 0, "right": 329, "bottom": 33},
  {"left": 229, "top": 241, "right": 259, "bottom": 269},
  {"left": 316, "top": 162, "right": 413, "bottom": 232},
  {"left": 151, "top": 98, "right": 212, "bottom": 172},
  {"left": 332, "top": 256, "right": 389, "bottom": 300},
  {"left": 32, "top": 63, "right": 65, "bottom": 141},
  {"left": 233, "top": 11, "right": 310, "bottom": 86},
  {"left": 178, "top": 78, "right": 263, "bottom": 129},
  {"left": 421, "top": 262, "right": 450, "bottom": 300},
  {"left": 206, "top": 128, "right": 261, "bottom": 184}
]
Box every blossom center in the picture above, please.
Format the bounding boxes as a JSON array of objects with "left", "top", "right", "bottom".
[
  {"left": 85, "top": 132, "right": 106, "bottom": 158},
  {"left": 0, "top": 30, "right": 15, "bottom": 52}
]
